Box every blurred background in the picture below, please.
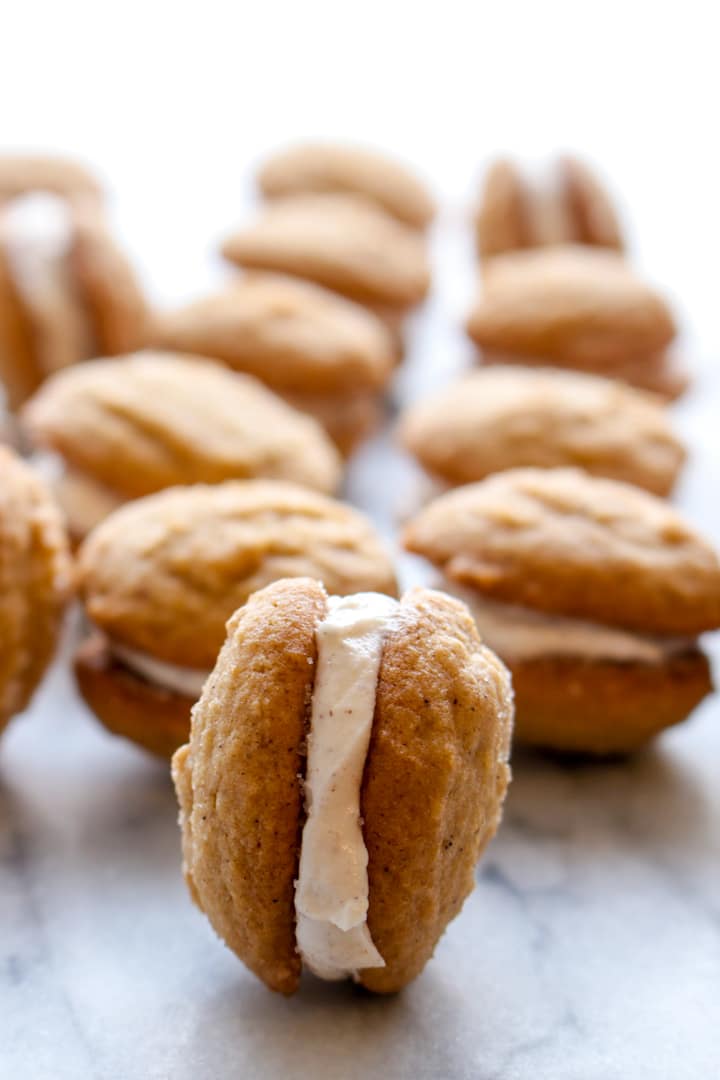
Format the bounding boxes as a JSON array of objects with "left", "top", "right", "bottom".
[{"left": 3, "top": 0, "right": 717, "bottom": 348}]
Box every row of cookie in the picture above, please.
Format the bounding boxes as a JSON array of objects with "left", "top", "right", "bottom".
[
  {"left": 7, "top": 349, "right": 686, "bottom": 552},
  {"left": 1, "top": 148, "right": 684, "bottom": 452},
  {"left": 0, "top": 443, "right": 514, "bottom": 996},
  {"left": 4, "top": 436, "right": 719, "bottom": 758}
]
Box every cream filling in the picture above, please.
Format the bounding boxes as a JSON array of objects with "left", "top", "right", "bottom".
[
  {"left": 519, "top": 157, "right": 575, "bottom": 245},
  {"left": 442, "top": 583, "right": 694, "bottom": 664},
  {"left": 111, "top": 642, "right": 210, "bottom": 699},
  {"left": 294, "top": 592, "right": 399, "bottom": 981}
]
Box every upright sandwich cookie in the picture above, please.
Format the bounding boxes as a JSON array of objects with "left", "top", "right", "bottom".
[
  {"left": 0, "top": 196, "right": 147, "bottom": 408},
  {"left": 0, "top": 446, "right": 71, "bottom": 734},
  {"left": 74, "top": 481, "right": 397, "bottom": 757},
  {"left": 22, "top": 351, "right": 342, "bottom": 540},
  {"left": 398, "top": 366, "right": 685, "bottom": 496},
  {"left": 475, "top": 155, "right": 623, "bottom": 259},
  {"left": 172, "top": 577, "right": 513, "bottom": 993},
  {"left": 404, "top": 468, "right": 720, "bottom": 754}
]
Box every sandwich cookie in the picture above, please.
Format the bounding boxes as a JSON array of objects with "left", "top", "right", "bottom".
[
  {"left": 398, "top": 366, "right": 685, "bottom": 496},
  {"left": 74, "top": 480, "right": 397, "bottom": 757},
  {"left": 221, "top": 193, "right": 431, "bottom": 350},
  {"left": 0, "top": 195, "right": 147, "bottom": 409},
  {"left": 475, "top": 155, "right": 623, "bottom": 259},
  {"left": 148, "top": 274, "right": 395, "bottom": 454},
  {"left": 404, "top": 467, "right": 720, "bottom": 754},
  {"left": 172, "top": 577, "right": 513, "bottom": 993},
  {"left": 0, "top": 446, "right": 71, "bottom": 734},
  {"left": 466, "top": 246, "right": 687, "bottom": 399},
  {"left": 22, "top": 351, "right": 342, "bottom": 541},
  {"left": 257, "top": 142, "right": 435, "bottom": 230}
]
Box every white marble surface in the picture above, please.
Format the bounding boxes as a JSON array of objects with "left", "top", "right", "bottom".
[{"left": 3, "top": 5, "right": 720, "bottom": 1075}]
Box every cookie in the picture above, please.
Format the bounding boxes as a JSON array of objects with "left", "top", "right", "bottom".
[
  {"left": 221, "top": 194, "right": 430, "bottom": 309},
  {"left": 403, "top": 468, "right": 720, "bottom": 753},
  {"left": 74, "top": 480, "right": 398, "bottom": 756},
  {"left": 476, "top": 155, "right": 623, "bottom": 258},
  {"left": 0, "top": 446, "right": 71, "bottom": 734},
  {"left": 172, "top": 578, "right": 513, "bottom": 993},
  {"left": 258, "top": 143, "right": 435, "bottom": 229},
  {"left": 148, "top": 274, "right": 394, "bottom": 453},
  {"left": 22, "top": 351, "right": 342, "bottom": 539},
  {"left": 0, "top": 154, "right": 102, "bottom": 206},
  {"left": 465, "top": 246, "right": 684, "bottom": 397},
  {"left": 398, "top": 367, "right": 685, "bottom": 495},
  {"left": 0, "top": 195, "right": 147, "bottom": 408}
]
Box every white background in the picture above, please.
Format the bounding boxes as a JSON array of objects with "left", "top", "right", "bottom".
[{"left": 3, "top": 0, "right": 718, "bottom": 347}]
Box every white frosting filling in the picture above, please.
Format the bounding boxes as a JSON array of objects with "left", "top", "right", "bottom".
[
  {"left": 111, "top": 643, "right": 210, "bottom": 699},
  {"left": 294, "top": 592, "right": 399, "bottom": 981},
  {"left": 443, "top": 583, "right": 694, "bottom": 664}
]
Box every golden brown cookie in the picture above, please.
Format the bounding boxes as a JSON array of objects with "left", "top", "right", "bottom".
[
  {"left": 0, "top": 155, "right": 102, "bottom": 206},
  {"left": 172, "top": 578, "right": 513, "bottom": 993},
  {"left": 0, "top": 446, "right": 71, "bottom": 733},
  {"left": 149, "top": 275, "right": 393, "bottom": 395},
  {"left": 475, "top": 155, "right": 623, "bottom": 258},
  {"left": 398, "top": 367, "right": 685, "bottom": 495},
  {"left": 74, "top": 480, "right": 398, "bottom": 755},
  {"left": 221, "top": 194, "right": 431, "bottom": 309},
  {"left": 258, "top": 143, "right": 435, "bottom": 229},
  {"left": 467, "top": 246, "right": 675, "bottom": 368},
  {"left": 0, "top": 195, "right": 147, "bottom": 409},
  {"left": 403, "top": 468, "right": 720, "bottom": 634},
  {"left": 404, "top": 468, "right": 720, "bottom": 753},
  {"left": 23, "top": 352, "right": 342, "bottom": 538}
]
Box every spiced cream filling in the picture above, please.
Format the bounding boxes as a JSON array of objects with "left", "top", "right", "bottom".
[
  {"left": 111, "top": 643, "right": 210, "bottom": 700},
  {"left": 442, "top": 583, "right": 694, "bottom": 664},
  {"left": 294, "top": 592, "right": 400, "bottom": 981}
]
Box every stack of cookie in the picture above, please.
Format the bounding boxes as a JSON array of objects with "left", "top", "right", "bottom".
[
  {"left": 467, "top": 155, "right": 686, "bottom": 397},
  {"left": 148, "top": 145, "right": 433, "bottom": 454}
]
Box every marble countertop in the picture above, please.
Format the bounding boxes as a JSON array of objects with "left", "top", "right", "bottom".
[{"left": 3, "top": 168, "right": 720, "bottom": 1080}]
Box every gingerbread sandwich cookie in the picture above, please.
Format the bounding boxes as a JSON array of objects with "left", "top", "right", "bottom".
[
  {"left": 475, "top": 155, "right": 623, "bottom": 259},
  {"left": 148, "top": 274, "right": 395, "bottom": 454},
  {"left": 74, "top": 480, "right": 397, "bottom": 757},
  {"left": 398, "top": 366, "right": 685, "bottom": 496},
  {"left": 172, "top": 577, "right": 513, "bottom": 993},
  {"left": 404, "top": 467, "right": 720, "bottom": 754},
  {"left": 22, "top": 351, "right": 342, "bottom": 540},
  {"left": 0, "top": 196, "right": 147, "bottom": 409},
  {"left": 466, "top": 246, "right": 687, "bottom": 399}
]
